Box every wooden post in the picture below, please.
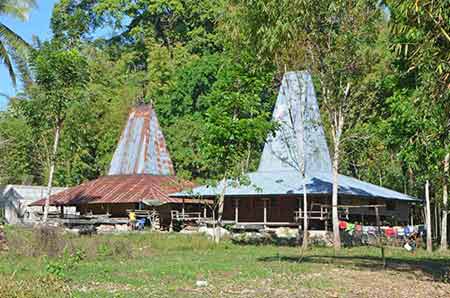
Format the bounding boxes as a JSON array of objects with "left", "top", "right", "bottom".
[
  {"left": 203, "top": 205, "right": 207, "bottom": 218},
  {"left": 60, "top": 206, "right": 64, "bottom": 219},
  {"left": 182, "top": 198, "right": 185, "bottom": 219},
  {"left": 263, "top": 199, "right": 267, "bottom": 228},
  {"left": 425, "top": 180, "right": 432, "bottom": 252},
  {"left": 234, "top": 199, "right": 239, "bottom": 223}
]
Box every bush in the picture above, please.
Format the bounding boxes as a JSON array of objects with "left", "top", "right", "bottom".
[{"left": 45, "top": 248, "right": 85, "bottom": 279}]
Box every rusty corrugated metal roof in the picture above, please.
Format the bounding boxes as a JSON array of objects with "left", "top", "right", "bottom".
[
  {"left": 31, "top": 175, "right": 197, "bottom": 206},
  {"left": 108, "top": 105, "right": 175, "bottom": 176}
]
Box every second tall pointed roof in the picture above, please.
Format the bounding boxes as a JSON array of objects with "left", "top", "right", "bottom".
[
  {"left": 172, "top": 71, "right": 417, "bottom": 202},
  {"left": 108, "top": 105, "right": 175, "bottom": 176},
  {"left": 258, "top": 71, "right": 331, "bottom": 174}
]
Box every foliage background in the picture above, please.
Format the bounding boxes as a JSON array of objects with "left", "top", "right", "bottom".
[{"left": 0, "top": 0, "right": 448, "bottom": 203}]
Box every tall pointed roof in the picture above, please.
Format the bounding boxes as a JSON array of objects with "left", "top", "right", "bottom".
[
  {"left": 172, "top": 71, "right": 418, "bottom": 202},
  {"left": 108, "top": 105, "right": 175, "bottom": 176},
  {"left": 258, "top": 71, "right": 331, "bottom": 174}
]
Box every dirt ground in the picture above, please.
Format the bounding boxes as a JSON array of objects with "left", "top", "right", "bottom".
[{"left": 177, "top": 267, "right": 450, "bottom": 298}]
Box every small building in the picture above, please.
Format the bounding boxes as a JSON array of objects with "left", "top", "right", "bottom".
[
  {"left": 172, "top": 71, "right": 420, "bottom": 229},
  {"left": 32, "top": 105, "right": 203, "bottom": 228},
  {"left": 0, "top": 185, "right": 68, "bottom": 224}
]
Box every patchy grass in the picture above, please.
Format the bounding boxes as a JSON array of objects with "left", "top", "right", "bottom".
[{"left": 1, "top": 226, "right": 450, "bottom": 298}]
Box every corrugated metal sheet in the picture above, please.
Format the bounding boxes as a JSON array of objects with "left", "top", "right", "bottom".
[
  {"left": 171, "top": 171, "right": 418, "bottom": 201},
  {"left": 108, "top": 105, "right": 175, "bottom": 176},
  {"left": 258, "top": 71, "right": 331, "bottom": 174},
  {"left": 1, "top": 185, "right": 67, "bottom": 202},
  {"left": 31, "top": 175, "right": 197, "bottom": 206},
  {"left": 172, "top": 71, "right": 419, "bottom": 202}
]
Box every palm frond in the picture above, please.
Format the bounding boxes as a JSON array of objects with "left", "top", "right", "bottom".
[
  {"left": 0, "top": 40, "right": 16, "bottom": 86},
  {"left": 0, "top": 22, "right": 33, "bottom": 87},
  {"left": 0, "top": 0, "right": 37, "bottom": 21},
  {"left": 8, "top": 43, "right": 32, "bottom": 88},
  {"left": 0, "top": 22, "right": 31, "bottom": 49}
]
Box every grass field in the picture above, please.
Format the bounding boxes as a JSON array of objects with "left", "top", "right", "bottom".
[{"left": 1, "top": 226, "right": 450, "bottom": 298}]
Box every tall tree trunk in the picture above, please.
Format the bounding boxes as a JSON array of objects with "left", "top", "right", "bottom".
[
  {"left": 425, "top": 180, "right": 432, "bottom": 252},
  {"left": 441, "top": 153, "right": 449, "bottom": 250},
  {"left": 302, "top": 181, "right": 308, "bottom": 249},
  {"left": 296, "top": 77, "right": 308, "bottom": 249},
  {"left": 332, "top": 144, "right": 341, "bottom": 250},
  {"left": 215, "top": 177, "right": 227, "bottom": 243},
  {"left": 43, "top": 124, "right": 61, "bottom": 223},
  {"left": 331, "top": 111, "right": 344, "bottom": 250}
]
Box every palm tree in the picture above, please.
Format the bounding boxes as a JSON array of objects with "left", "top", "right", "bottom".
[{"left": 0, "top": 0, "right": 37, "bottom": 87}]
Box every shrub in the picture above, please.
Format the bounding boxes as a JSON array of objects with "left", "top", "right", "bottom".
[{"left": 45, "top": 248, "right": 85, "bottom": 279}]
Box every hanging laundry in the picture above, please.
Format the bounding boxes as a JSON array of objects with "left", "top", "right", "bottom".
[
  {"left": 396, "top": 226, "right": 405, "bottom": 237},
  {"left": 385, "top": 226, "right": 396, "bottom": 238},
  {"left": 355, "top": 224, "right": 362, "bottom": 232},
  {"left": 339, "top": 221, "right": 348, "bottom": 230},
  {"left": 346, "top": 223, "right": 355, "bottom": 232}
]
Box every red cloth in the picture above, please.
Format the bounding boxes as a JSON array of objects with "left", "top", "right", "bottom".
[
  {"left": 385, "top": 227, "right": 396, "bottom": 238},
  {"left": 339, "top": 221, "right": 347, "bottom": 230}
]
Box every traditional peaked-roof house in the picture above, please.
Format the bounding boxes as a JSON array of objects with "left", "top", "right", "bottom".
[
  {"left": 32, "top": 105, "right": 200, "bottom": 227},
  {"left": 172, "top": 71, "right": 419, "bottom": 229}
]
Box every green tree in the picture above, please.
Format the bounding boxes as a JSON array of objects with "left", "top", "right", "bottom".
[
  {"left": 0, "top": 112, "right": 33, "bottom": 184},
  {"left": 385, "top": 0, "right": 450, "bottom": 250},
  {"left": 225, "top": 0, "right": 389, "bottom": 249},
  {"left": 0, "top": 0, "right": 36, "bottom": 86},
  {"left": 29, "top": 43, "right": 89, "bottom": 222}
]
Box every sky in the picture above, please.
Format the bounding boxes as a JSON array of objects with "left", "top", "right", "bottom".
[{"left": 0, "top": 0, "right": 58, "bottom": 110}]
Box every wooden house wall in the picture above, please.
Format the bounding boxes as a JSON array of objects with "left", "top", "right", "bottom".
[{"left": 222, "top": 196, "right": 411, "bottom": 225}]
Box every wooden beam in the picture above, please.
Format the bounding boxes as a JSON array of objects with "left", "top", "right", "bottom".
[
  {"left": 263, "top": 199, "right": 267, "bottom": 228},
  {"left": 338, "top": 204, "right": 386, "bottom": 208}
]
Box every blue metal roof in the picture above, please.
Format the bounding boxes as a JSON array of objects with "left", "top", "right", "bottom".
[
  {"left": 171, "top": 71, "right": 418, "bottom": 202},
  {"left": 172, "top": 170, "right": 418, "bottom": 201}
]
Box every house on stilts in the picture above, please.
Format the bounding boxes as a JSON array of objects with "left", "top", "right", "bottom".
[
  {"left": 32, "top": 105, "right": 204, "bottom": 229},
  {"left": 171, "top": 71, "right": 421, "bottom": 230}
]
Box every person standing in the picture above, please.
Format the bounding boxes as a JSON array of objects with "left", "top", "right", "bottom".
[{"left": 129, "top": 210, "right": 137, "bottom": 231}]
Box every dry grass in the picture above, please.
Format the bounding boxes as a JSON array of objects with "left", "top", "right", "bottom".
[{"left": 1, "top": 226, "right": 450, "bottom": 298}]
